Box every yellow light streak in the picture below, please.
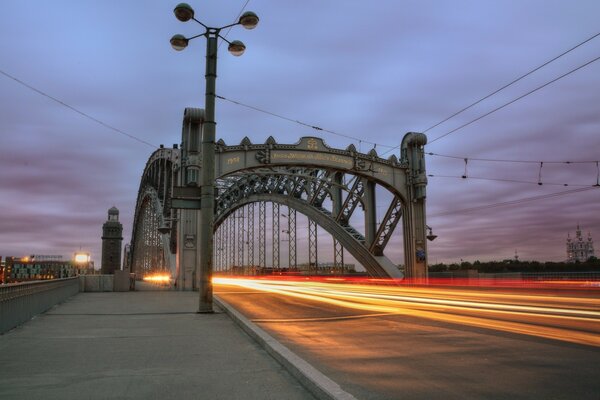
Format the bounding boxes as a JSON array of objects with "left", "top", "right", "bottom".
[
  {"left": 214, "top": 277, "right": 600, "bottom": 347},
  {"left": 143, "top": 274, "right": 171, "bottom": 283}
]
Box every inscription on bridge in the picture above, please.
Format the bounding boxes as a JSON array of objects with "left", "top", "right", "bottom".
[
  {"left": 227, "top": 156, "right": 241, "bottom": 165},
  {"left": 271, "top": 151, "right": 353, "bottom": 168}
]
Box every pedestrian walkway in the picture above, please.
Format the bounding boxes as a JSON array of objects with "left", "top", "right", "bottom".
[{"left": 0, "top": 290, "right": 315, "bottom": 400}]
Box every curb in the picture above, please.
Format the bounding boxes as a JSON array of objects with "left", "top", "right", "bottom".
[{"left": 214, "top": 295, "right": 358, "bottom": 400}]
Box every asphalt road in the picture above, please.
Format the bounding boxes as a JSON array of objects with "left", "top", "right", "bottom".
[{"left": 214, "top": 278, "right": 600, "bottom": 400}]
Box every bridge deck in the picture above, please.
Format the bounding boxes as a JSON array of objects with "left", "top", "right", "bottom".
[{"left": 0, "top": 289, "right": 315, "bottom": 400}]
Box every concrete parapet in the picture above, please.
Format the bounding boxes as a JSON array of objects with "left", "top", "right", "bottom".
[
  {"left": 80, "top": 275, "right": 114, "bottom": 292},
  {"left": 113, "top": 270, "right": 131, "bottom": 292},
  {"left": 0, "top": 278, "right": 79, "bottom": 334}
]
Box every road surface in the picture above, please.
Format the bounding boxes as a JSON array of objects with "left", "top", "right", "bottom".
[{"left": 215, "top": 278, "right": 600, "bottom": 400}]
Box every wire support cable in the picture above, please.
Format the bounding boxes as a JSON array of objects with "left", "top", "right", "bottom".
[
  {"left": 218, "top": 0, "right": 251, "bottom": 49},
  {"left": 0, "top": 69, "right": 157, "bottom": 149},
  {"left": 215, "top": 94, "right": 397, "bottom": 149},
  {"left": 422, "top": 31, "right": 600, "bottom": 133},
  {"left": 428, "top": 54, "right": 600, "bottom": 145},
  {"left": 427, "top": 174, "right": 595, "bottom": 187},
  {"left": 430, "top": 186, "right": 597, "bottom": 218},
  {"left": 427, "top": 152, "right": 599, "bottom": 165}
]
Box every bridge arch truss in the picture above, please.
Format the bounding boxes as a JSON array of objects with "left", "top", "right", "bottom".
[{"left": 129, "top": 108, "right": 429, "bottom": 286}]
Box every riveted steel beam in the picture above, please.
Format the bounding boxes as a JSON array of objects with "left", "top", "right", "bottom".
[
  {"left": 258, "top": 201, "right": 266, "bottom": 268},
  {"left": 218, "top": 194, "right": 401, "bottom": 278},
  {"left": 370, "top": 196, "right": 403, "bottom": 256},
  {"left": 272, "top": 203, "right": 280, "bottom": 270},
  {"left": 308, "top": 218, "right": 318, "bottom": 274}
]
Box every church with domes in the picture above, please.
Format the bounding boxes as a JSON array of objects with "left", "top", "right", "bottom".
[{"left": 566, "top": 225, "right": 594, "bottom": 262}]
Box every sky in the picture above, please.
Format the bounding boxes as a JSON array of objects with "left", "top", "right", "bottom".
[{"left": 1, "top": 0, "right": 599, "bottom": 267}]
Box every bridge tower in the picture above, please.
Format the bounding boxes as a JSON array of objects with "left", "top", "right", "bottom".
[{"left": 101, "top": 206, "right": 123, "bottom": 274}]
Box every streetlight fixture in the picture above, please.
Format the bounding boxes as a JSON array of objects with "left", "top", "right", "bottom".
[
  {"left": 170, "top": 3, "right": 259, "bottom": 313},
  {"left": 426, "top": 225, "right": 437, "bottom": 242}
]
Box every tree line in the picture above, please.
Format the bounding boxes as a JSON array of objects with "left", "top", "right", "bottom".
[{"left": 428, "top": 257, "right": 600, "bottom": 273}]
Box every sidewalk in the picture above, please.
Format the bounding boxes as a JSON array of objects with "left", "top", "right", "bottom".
[{"left": 0, "top": 290, "right": 315, "bottom": 400}]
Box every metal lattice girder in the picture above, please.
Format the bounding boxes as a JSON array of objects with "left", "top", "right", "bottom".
[
  {"left": 130, "top": 133, "right": 428, "bottom": 280},
  {"left": 224, "top": 221, "right": 229, "bottom": 272},
  {"left": 309, "top": 170, "right": 332, "bottom": 207},
  {"left": 220, "top": 221, "right": 225, "bottom": 272},
  {"left": 229, "top": 214, "right": 236, "bottom": 270},
  {"left": 213, "top": 226, "right": 218, "bottom": 271},
  {"left": 130, "top": 148, "right": 178, "bottom": 278},
  {"left": 258, "top": 201, "right": 266, "bottom": 268},
  {"left": 247, "top": 203, "right": 255, "bottom": 268},
  {"left": 131, "top": 194, "right": 166, "bottom": 277},
  {"left": 291, "top": 173, "right": 309, "bottom": 198},
  {"left": 336, "top": 176, "right": 365, "bottom": 224},
  {"left": 371, "top": 196, "right": 403, "bottom": 256},
  {"left": 237, "top": 208, "right": 245, "bottom": 270},
  {"left": 215, "top": 226, "right": 222, "bottom": 271},
  {"left": 221, "top": 225, "right": 226, "bottom": 272},
  {"left": 308, "top": 218, "right": 318, "bottom": 273},
  {"left": 334, "top": 238, "right": 344, "bottom": 273},
  {"left": 288, "top": 208, "right": 297, "bottom": 269},
  {"left": 272, "top": 203, "right": 280, "bottom": 269}
]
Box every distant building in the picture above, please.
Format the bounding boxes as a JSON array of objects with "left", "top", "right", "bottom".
[
  {"left": 101, "top": 206, "right": 123, "bottom": 274},
  {"left": 1, "top": 256, "right": 77, "bottom": 284},
  {"left": 566, "top": 225, "right": 594, "bottom": 262}
]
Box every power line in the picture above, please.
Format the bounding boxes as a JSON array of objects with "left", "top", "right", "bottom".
[
  {"left": 422, "top": 31, "right": 600, "bottom": 133},
  {"left": 427, "top": 152, "right": 599, "bottom": 164},
  {"left": 428, "top": 174, "right": 594, "bottom": 187},
  {"left": 216, "top": 94, "right": 397, "bottom": 149},
  {"left": 428, "top": 54, "right": 600, "bottom": 145},
  {"left": 429, "top": 186, "right": 597, "bottom": 217},
  {"left": 218, "top": 0, "right": 251, "bottom": 49},
  {"left": 0, "top": 69, "right": 157, "bottom": 149}
]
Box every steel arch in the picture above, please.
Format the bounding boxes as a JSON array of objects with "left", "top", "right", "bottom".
[
  {"left": 129, "top": 148, "right": 178, "bottom": 278},
  {"left": 215, "top": 194, "right": 400, "bottom": 278},
  {"left": 128, "top": 107, "right": 429, "bottom": 285}
]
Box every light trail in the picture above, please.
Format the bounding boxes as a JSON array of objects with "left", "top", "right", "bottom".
[
  {"left": 214, "top": 277, "right": 600, "bottom": 347},
  {"left": 142, "top": 274, "right": 171, "bottom": 283}
]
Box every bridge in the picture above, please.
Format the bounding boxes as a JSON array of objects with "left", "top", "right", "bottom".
[
  {"left": 2, "top": 111, "right": 599, "bottom": 399},
  {"left": 129, "top": 108, "right": 430, "bottom": 289}
]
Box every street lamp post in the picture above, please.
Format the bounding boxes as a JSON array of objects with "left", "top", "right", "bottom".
[{"left": 171, "top": 3, "right": 259, "bottom": 313}]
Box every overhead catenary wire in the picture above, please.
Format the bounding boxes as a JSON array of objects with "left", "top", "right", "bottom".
[
  {"left": 428, "top": 54, "right": 600, "bottom": 145},
  {"left": 216, "top": 94, "right": 397, "bottom": 149},
  {"left": 422, "top": 31, "right": 600, "bottom": 133},
  {"left": 218, "top": 0, "right": 251, "bottom": 49},
  {"left": 380, "top": 54, "right": 600, "bottom": 157},
  {"left": 0, "top": 69, "right": 157, "bottom": 149},
  {"left": 427, "top": 174, "right": 595, "bottom": 188},
  {"left": 429, "top": 186, "right": 597, "bottom": 217},
  {"left": 427, "top": 152, "right": 599, "bottom": 164}
]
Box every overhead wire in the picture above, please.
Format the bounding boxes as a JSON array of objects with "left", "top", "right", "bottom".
[
  {"left": 216, "top": 94, "right": 397, "bottom": 149},
  {"left": 427, "top": 174, "right": 595, "bottom": 187},
  {"left": 429, "top": 186, "right": 597, "bottom": 217},
  {"left": 218, "top": 0, "right": 251, "bottom": 49},
  {"left": 427, "top": 152, "right": 599, "bottom": 164},
  {"left": 0, "top": 69, "right": 157, "bottom": 149},
  {"left": 217, "top": 34, "right": 600, "bottom": 156},
  {"left": 422, "top": 31, "right": 600, "bottom": 133},
  {"left": 428, "top": 54, "right": 600, "bottom": 145}
]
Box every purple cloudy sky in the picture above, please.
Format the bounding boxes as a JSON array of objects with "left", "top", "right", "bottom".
[{"left": 1, "top": 0, "right": 599, "bottom": 266}]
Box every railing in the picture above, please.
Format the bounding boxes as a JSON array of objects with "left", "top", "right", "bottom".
[
  {"left": 0, "top": 277, "right": 79, "bottom": 334},
  {"left": 428, "top": 271, "right": 600, "bottom": 289}
]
